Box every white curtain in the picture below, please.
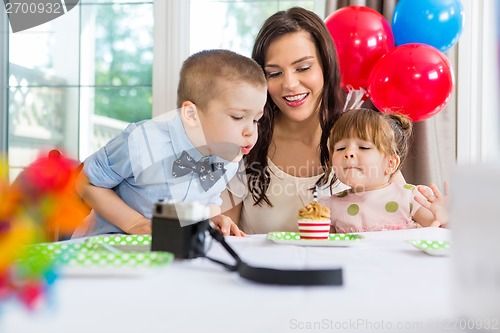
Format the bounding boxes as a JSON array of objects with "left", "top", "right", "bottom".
[{"left": 325, "top": 0, "right": 456, "bottom": 186}]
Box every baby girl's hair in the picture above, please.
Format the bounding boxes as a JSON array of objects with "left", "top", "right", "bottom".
[
  {"left": 329, "top": 108, "right": 413, "bottom": 170},
  {"left": 387, "top": 112, "right": 413, "bottom": 169}
]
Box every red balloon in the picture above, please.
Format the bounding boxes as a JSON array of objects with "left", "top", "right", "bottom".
[
  {"left": 368, "top": 43, "right": 454, "bottom": 122},
  {"left": 325, "top": 6, "right": 394, "bottom": 90}
]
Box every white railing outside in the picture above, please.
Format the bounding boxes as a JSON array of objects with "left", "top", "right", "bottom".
[{"left": 8, "top": 64, "right": 130, "bottom": 180}]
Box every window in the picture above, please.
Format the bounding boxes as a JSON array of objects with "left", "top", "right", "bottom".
[
  {"left": 456, "top": 0, "right": 500, "bottom": 163},
  {"left": 4, "top": 0, "right": 497, "bottom": 181},
  {"left": 189, "top": 0, "right": 322, "bottom": 56},
  {"left": 5, "top": 0, "right": 153, "bottom": 179},
  {"left": 154, "top": 0, "right": 325, "bottom": 116},
  {"left": 3, "top": 0, "right": 326, "bottom": 178}
]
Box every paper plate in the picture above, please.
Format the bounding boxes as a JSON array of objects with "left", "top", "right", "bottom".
[
  {"left": 408, "top": 240, "right": 451, "bottom": 256},
  {"left": 266, "top": 231, "right": 364, "bottom": 247},
  {"left": 27, "top": 235, "right": 173, "bottom": 276}
]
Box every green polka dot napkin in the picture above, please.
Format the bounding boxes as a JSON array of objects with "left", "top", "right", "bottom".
[
  {"left": 28, "top": 235, "right": 173, "bottom": 268},
  {"left": 267, "top": 231, "right": 364, "bottom": 246},
  {"left": 408, "top": 240, "right": 451, "bottom": 256}
]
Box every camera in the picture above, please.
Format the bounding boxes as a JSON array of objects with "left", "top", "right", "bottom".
[
  {"left": 151, "top": 200, "right": 211, "bottom": 259},
  {"left": 150, "top": 201, "right": 343, "bottom": 286}
]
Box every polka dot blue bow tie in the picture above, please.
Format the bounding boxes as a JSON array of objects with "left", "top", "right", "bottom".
[{"left": 172, "top": 150, "right": 227, "bottom": 192}]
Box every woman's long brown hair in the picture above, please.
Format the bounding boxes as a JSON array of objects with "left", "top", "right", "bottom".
[{"left": 247, "top": 6, "right": 346, "bottom": 206}]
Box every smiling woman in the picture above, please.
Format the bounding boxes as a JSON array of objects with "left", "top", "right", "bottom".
[
  {"left": 263, "top": 31, "right": 325, "bottom": 124},
  {"left": 220, "top": 7, "right": 347, "bottom": 235}
]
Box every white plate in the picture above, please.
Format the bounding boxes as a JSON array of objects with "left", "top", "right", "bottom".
[{"left": 266, "top": 232, "right": 364, "bottom": 247}]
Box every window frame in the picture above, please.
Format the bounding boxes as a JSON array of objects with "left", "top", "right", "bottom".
[
  {"left": 456, "top": 0, "right": 500, "bottom": 163},
  {"left": 2, "top": 0, "right": 499, "bottom": 165},
  {"left": 0, "top": 9, "right": 8, "bottom": 153},
  {"left": 152, "top": 0, "right": 190, "bottom": 116},
  {"left": 153, "top": 0, "right": 325, "bottom": 117}
]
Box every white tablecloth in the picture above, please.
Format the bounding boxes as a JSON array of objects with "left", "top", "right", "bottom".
[{"left": 1, "top": 228, "right": 459, "bottom": 333}]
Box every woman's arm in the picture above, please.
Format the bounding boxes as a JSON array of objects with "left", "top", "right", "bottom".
[{"left": 76, "top": 171, "right": 151, "bottom": 234}]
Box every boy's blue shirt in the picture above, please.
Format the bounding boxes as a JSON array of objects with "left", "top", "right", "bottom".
[{"left": 83, "top": 110, "right": 239, "bottom": 236}]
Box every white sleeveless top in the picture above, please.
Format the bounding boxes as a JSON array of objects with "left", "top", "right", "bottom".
[{"left": 238, "top": 158, "right": 348, "bottom": 234}]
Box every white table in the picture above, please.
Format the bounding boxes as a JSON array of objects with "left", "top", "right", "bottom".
[{"left": 1, "top": 228, "right": 460, "bottom": 333}]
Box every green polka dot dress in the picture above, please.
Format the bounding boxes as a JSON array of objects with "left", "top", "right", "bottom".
[{"left": 319, "top": 183, "right": 425, "bottom": 233}]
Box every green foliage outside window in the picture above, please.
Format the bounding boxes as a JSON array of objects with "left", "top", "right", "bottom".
[
  {"left": 224, "top": 1, "right": 315, "bottom": 55},
  {"left": 93, "top": 3, "right": 153, "bottom": 123}
]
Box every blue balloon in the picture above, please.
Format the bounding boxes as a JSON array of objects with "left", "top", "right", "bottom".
[{"left": 392, "top": 0, "right": 464, "bottom": 53}]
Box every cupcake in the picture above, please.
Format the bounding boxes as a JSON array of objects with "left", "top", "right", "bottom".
[{"left": 297, "top": 201, "right": 331, "bottom": 240}]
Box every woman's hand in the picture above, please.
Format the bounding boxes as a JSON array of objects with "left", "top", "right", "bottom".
[{"left": 210, "top": 214, "right": 246, "bottom": 237}]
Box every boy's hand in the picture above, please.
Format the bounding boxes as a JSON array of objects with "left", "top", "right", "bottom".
[
  {"left": 416, "top": 182, "right": 449, "bottom": 227},
  {"left": 127, "top": 216, "right": 152, "bottom": 235},
  {"left": 210, "top": 214, "right": 246, "bottom": 237}
]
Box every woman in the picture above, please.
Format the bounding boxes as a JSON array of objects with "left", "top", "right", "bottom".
[{"left": 223, "top": 7, "right": 347, "bottom": 234}]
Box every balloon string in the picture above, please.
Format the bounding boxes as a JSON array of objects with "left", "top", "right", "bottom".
[
  {"left": 343, "top": 86, "right": 367, "bottom": 112},
  {"left": 343, "top": 87, "right": 354, "bottom": 112}
]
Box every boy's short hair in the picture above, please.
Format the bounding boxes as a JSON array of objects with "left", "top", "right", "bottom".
[{"left": 177, "top": 49, "right": 267, "bottom": 109}]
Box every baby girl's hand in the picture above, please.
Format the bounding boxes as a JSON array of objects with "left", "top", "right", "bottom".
[{"left": 416, "top": 182, "right": 449, "bottom": 227}]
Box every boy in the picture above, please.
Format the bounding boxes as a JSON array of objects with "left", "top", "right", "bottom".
[{"left": 76, "top": 49, "right": 267, "bottom": 237}]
